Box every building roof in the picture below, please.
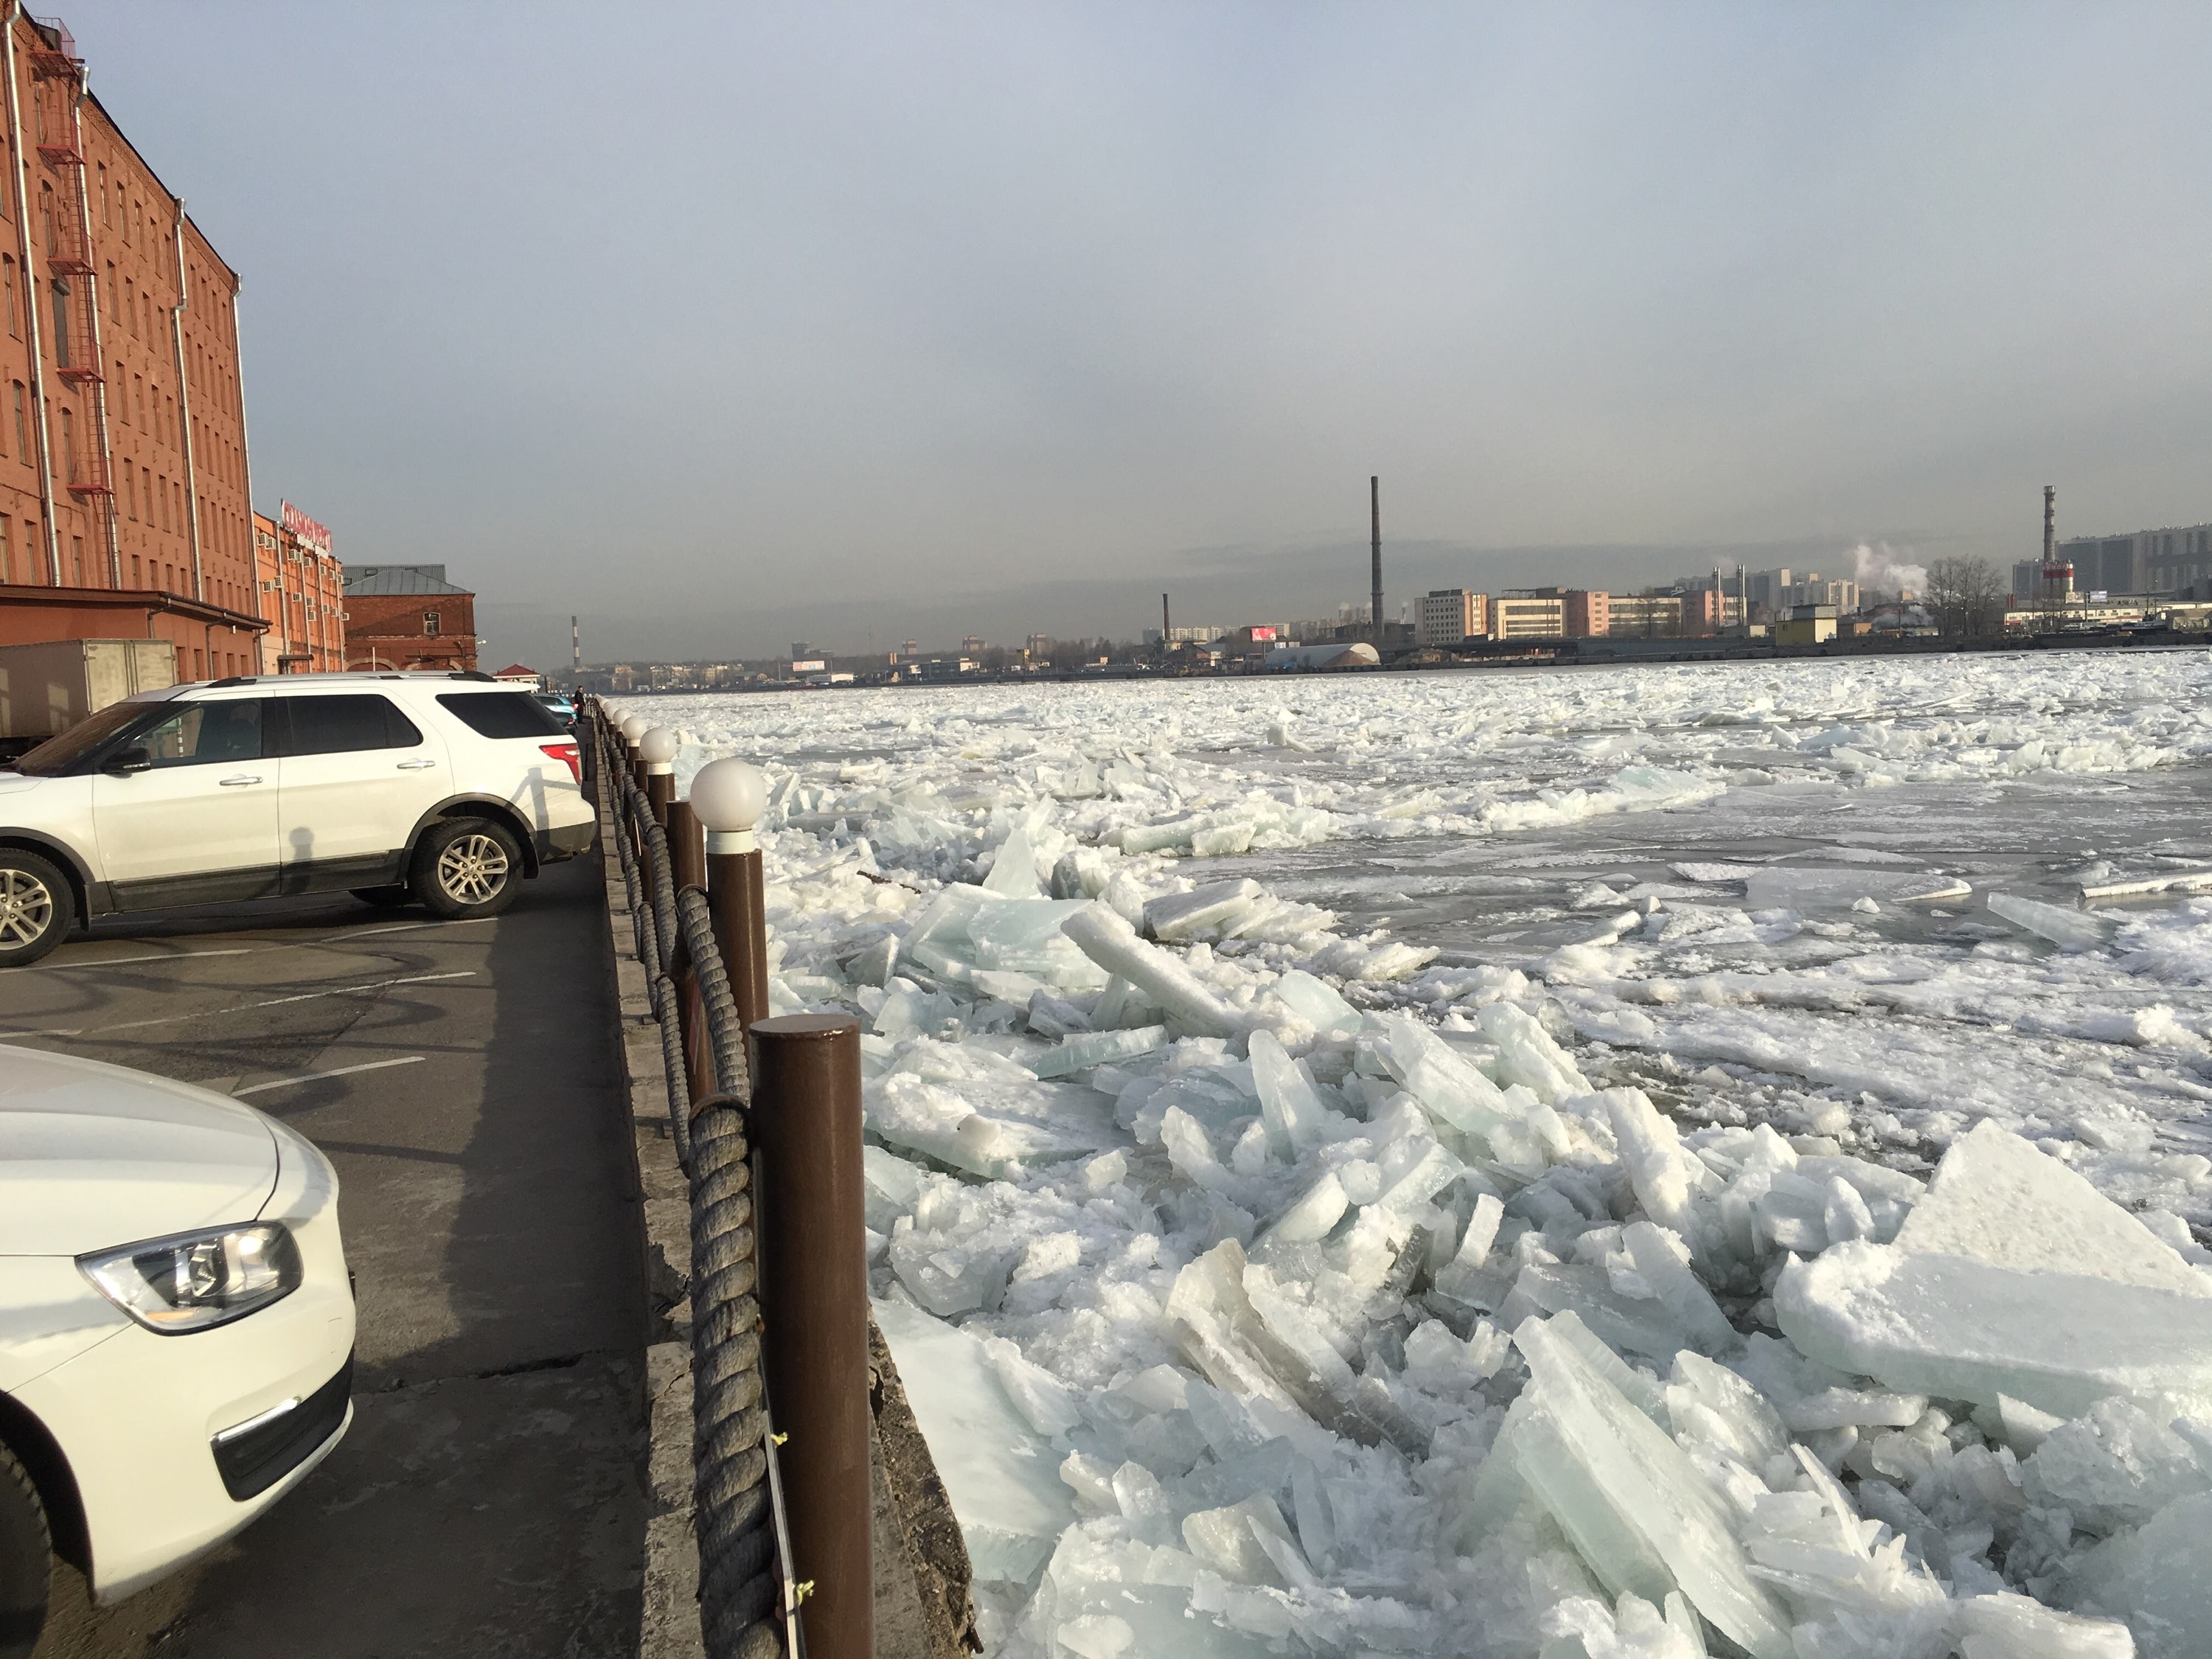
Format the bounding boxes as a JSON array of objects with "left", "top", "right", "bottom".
[{"left": 343, "top": 564, "right": 472, "bottom": 596}]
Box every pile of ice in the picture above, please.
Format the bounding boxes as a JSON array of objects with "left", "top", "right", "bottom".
[
  {"left": 772, "top": 855, "right": 2205, "bottom": 1657},
  {"left": 608, "top": 664, "right": 2212, "bottom": 1658}
]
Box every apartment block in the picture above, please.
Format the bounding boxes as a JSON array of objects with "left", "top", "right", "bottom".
[{"left": 1413, "top": 587, "right": 1486, "bottom": 646}]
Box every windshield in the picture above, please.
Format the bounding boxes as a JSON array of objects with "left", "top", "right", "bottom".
[{"left": 9, "top": 700, "right": 159, "bottom": 775}]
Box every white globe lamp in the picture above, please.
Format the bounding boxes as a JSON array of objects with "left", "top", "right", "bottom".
[{"left": 690, "top": 759, "right": 768, "bottom": 855}]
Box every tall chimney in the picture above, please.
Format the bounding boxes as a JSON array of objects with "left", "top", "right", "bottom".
[
  {"left": 571, "top": 614, "right": 581, "bottom": 679},
  {"left": 1161, "top": 591, "right": 1170, "bottom": 647},
  {"left": 2043, "top": 484, "right": 2056, "bottom": 566},
  {"left": 1370, "top": 476, "right": 1383, "bottom": 643}
]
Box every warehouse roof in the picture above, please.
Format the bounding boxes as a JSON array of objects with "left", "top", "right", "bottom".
[{"left": 343, "top": 564, "right": 473, "bottom": 596}]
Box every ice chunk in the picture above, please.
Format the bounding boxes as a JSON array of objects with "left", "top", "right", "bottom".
[
  {"left": 2023, "top": 1397, "right": 2212, "bottom": 1531},
  {"left": 905, "top": 884, "right": 1107, "bottom": 990},
  {"left": 1952, "top": 1593, "right": 2134, "bottom": 1659},
  {"left": 1436, "top": 1192, "right": 1506, "bottom": 1298},
  {"left": 1988, "top": 891, "right": 2112, "bottom": 952},
  {"left": 1265, "top": 968, "right": 1365, "bottom": 1036},
  {"left": 845, "top": 931, "right": 899, "bottom": 987},
  {"left": 1667, "top": 1350, "right": 1787, "bottom": 1468},
  {"left": 1060, "top": 905, "right": 1246, "bottom": 1038},
  {"left": 1606, "top": 1089, "right": 1698, "bottom": 1239},
  {"left": 982, "top": 821, "right": 1046, "bottom": 897},
  {"left": 1479, "top": 1001, "right": 1593, "bottom": 1103},
  {"left": 1258, "top": 1171, "right": 1349, "bottom": 1245},
  {"left": 1032, "top": 1024, "right": 1169, "bottom": 1079},
  {"left": 2070, "top": 1490, "right": 2212, "bottom": 1657},
  {"left": 1620, "top": 1222, "right": 1737, "bottom": 1355},
  {"left": 1147, "top": 879, "right": 1264, "bottom": 942},
  {"left": 1893, "top": 1120, "right": 2209, "bottom": 1296},
  {"left": 983, "top": 1335, "right": 1085, "bottom": 1438},
  {"left": 1181, "top": 1495, "right": 1301, "bottom": 1587},
  {"left": 862, "top": 1144, "right": 922, "bottom": 1232},
  {"left": 1247, "top": 1029, "right": 1332, "bottom": 1156},
  {"left": 1776, "top": 1240, "right": 2212, "bottom": 1418},
  {"left": 1374, "top": 1014, "right": 1526, "bottom": 1144},
  {"left": 1513, "top": 1315, "right": 1797, "bottom": 1658},
  {"left": 873, "top": 1298, "right": 1075, "bottom": 1583},
  {"left": 1779, "top": 1388, "right": 1927, "bottom": 1432}
]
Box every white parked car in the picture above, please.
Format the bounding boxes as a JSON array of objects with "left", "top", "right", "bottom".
[
  {"left": 0, "top": 670, "right": 595, "bottom": 966},
  {"left": 0, "top": 1045, "right": 355, "bottom": 1652}
]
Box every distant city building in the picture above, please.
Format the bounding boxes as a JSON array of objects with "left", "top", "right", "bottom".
[
  {"left": 1607, "top": 592, "right": 1684, "bottom": 636},
  {"left": 1495, "top": 588, "right": 1607, "bottom": 639},
  {"left": 1777, "top": 603, "right": 1839, "bottom": 645},
  {"left": 2055, "top": 522, "right": 2212, "bottom": 597},
  {"left": 341, "top": 563, "right": 478, "bottom": 671},
  {"left": 1413, "top": 588, "right": 1487, "bottom": 647},
  {"left": 251, "top": 503, "right": 344, "bottom": 673},
  {"left": 1141, "top": 625, "right": 1225, "bottom": 646}
]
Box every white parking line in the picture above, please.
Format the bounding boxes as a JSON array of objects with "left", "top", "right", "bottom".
[
  {"left": 330, "top": 917, "right": 500, "bottom": 941},
  {"left": 27, "top": 971, "right": 479, "bottom": 1038},
  {"left": 32, "top": 947, "right": 254, "bottom": 970},
  {"left": 234, "top": 1055, "right": 426, "bottom": 1096}
]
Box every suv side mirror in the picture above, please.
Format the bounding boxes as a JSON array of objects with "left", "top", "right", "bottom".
[{"left": 101, "top": 746, "right": 153, "bottom": 776}]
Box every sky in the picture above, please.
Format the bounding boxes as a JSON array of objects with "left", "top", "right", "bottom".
[{"left": 60, "top": 1, "right": 2212, "bottom": 665}]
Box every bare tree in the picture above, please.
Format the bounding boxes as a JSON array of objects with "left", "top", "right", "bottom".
[{"left": 1924, "top": 555, "right": 2007, "bottom": 637}]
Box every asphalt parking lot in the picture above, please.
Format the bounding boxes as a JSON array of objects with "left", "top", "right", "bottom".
[{"left": 2, "top": 852, "right": 646, "bottom": 1658}]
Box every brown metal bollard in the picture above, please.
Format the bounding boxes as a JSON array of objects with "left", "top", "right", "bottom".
[
  {"left": 666, "top": 799, "right": 706, "bottom": 894},
  {"left": 708, "top": 846, "right": 771, "bottom": 1028},
  {"left": 689, "top": 755, "right": 773, "bottom": 1031},
  {"left": 748, "top": 1014, "right": 871, "bottom": 1659},
  {"left": 640, "top": 728, "right": 679, "bottom": 829}
]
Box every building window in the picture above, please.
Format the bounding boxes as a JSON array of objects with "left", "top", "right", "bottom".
[
  {"left": 123, "top": 461, "right": 133, "bottom": 518},
  {"left": 0, "top": 517, "right": 10, "bottom": 584},
  {"left": 58, "top": 408, "right": 73, "bottom": 482},
  {"left": 69, "top": 535, "right": 81, "bottom": 585},
  {"left": 424, "top": 611, "right": 442, "bottom": 637},
  {"left": 130, "top": 552, "right": 139, "bottom": 586},
  {"left": 12, "top": 384, "right": 24, "bottom": 459},
  {"left": 97, "top": 162, "right": 108, "bottom": 224},
  {"left": 2, "top": 257, "right": 15, "bottom": 339}
]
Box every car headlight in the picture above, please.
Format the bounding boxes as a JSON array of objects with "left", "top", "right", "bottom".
[{"left": 79, "top": 1222, "right": 303, "bottom": 1334}]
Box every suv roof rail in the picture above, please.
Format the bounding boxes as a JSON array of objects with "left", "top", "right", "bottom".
[
  {"left": 207, "top": 675, "right": 260, "bottom": 688},
  {"left": 448, "top": 669, "right": 498, "bottom": 682}
]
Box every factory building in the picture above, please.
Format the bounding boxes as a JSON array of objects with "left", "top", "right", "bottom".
[{"left": 1413, "top": 588, "right": 1487, "bottom": 647}]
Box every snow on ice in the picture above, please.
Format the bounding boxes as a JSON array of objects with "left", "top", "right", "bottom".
[{"left": 616, "top": 653, "right": 2212, "bottom": 1658}]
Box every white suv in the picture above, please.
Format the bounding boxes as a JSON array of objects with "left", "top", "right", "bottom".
[{"left": 0, "top": 672, "right": 594, "bottom": 967}]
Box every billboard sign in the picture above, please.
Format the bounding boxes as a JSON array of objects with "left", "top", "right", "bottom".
[{"left": 281, "top": 501, "right": 332, "bottom": 554}]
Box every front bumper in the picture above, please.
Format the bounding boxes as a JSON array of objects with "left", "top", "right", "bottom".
[{"left": 11, "top": 1201, "right": 355, "bottom": 1601}]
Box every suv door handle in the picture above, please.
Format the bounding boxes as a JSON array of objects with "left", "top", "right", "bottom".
[
  {"left": 396, "top": 758, "right": 437, "bottom": 771},
  {"left": 218, "top": 774, "right": 263, "bottom": 787}
]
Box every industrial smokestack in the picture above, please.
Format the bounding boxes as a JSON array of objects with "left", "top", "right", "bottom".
[
  {"left": 1162, "top": 592, "right": 1170, "bottom": 647},
  {"left": 1370, "top": 476, "right": 1382, "bottom": 643},
  {"left": 2043, "top": 485, "right": 2056, "bottom": 565},
  {"left": 571, "top": 614, "right": 581, "bottom": 680}
]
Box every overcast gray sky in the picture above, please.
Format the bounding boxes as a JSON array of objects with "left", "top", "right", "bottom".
[{"left": 63, "top": 1, "right": 2212, "bottom": 664}]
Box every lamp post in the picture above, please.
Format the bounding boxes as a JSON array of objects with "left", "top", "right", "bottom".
[
  {"left": 689, "top": 759, "right": 769, "bottom": 1027},
  {"left": 619, "top": 713, "right": 651, "bottom": 796},
  {"left": 639, "top": 726, "right": 679, "bottom": 828}
]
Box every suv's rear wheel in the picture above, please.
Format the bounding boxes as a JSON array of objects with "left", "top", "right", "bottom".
[
  {"left": 0, "top": 849, "right": 69, "bottom": 969},
  {"left": 410, "top": 818, "right": 523, "bottom": 919},
  {"left": 0, "top": 1441, "right": 50, "bottom": 1659}
]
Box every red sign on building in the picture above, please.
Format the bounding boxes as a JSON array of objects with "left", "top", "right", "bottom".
[{"left": 281, "top": 501, "right": 332, "bottom": 554}]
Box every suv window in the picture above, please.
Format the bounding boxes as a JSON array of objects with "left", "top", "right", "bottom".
[
  {"left": 10, "top": 699, "right": 152, "bottom": 774},
  {"left": 133, "top": 699, "right": 266, "bottom": 768},
  {"left": 278, "top": 694, "right": 422, "bottom": 756},
  {"left": 437, "top": 692, "right": 567, "bottom": 739}
]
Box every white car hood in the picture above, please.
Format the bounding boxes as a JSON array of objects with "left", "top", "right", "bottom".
[{"left": 0, "top": 1045, "right": 279, "bottom": 1256}]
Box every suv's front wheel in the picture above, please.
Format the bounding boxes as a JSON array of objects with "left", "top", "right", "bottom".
[
  {"left": 0, "top": 1440, "right": 50, "bottom": 1659},
  {"left": 410, "top": 818, "right": 523, "bottom": 919},
  {"left": 0, "top": 849, "right": 70, "bottom": 969}
]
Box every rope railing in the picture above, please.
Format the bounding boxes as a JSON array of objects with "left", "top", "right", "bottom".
[{"left": 586, "top": 703, "right": 791, "bottom": 1659}]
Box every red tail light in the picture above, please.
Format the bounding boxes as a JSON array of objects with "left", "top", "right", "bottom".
[{"left": 540, "top": 742, "right": 581, "bottom": 785}]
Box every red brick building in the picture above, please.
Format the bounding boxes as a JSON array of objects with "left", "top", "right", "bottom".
[
  {"left": 251, "top": 501, "right": 344, "bottom": 672},
  {"left": 341, "top": 563, "right": 476, "bottom": 671},
  {"left": 0, "top": 15, "right": 266, "bottom": 681},
  {"left": 1562, "top": 590, "right": 1610, "bottom": 638}
]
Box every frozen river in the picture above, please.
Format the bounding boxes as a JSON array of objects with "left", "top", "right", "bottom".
[{"left": 624, "top": 649, "right": 2212, "bottom": 1658}]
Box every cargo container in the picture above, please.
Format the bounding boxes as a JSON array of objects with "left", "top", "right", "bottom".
[{"left": 0, "top": 638, "right": 178, "bottom": 759}]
